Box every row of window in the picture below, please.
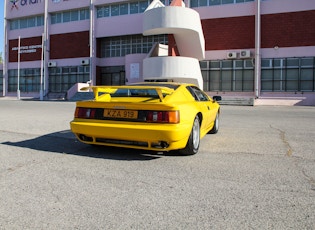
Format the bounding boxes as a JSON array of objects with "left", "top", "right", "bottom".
[
  {"left": 51, "top": 9, "right": 90, "bottom": 24},
  {"left": 97, "top": 0, "right": 150, "bottom": 18},
  {"left": 7, "top": 66, "right": 90, "bottom": 93},
  {"left": 9, "top": 8, "right": 90, "bottom": 30},
  {"left": 261, "top": 57, "right": 315, "bottom": 68},
  {"left": 5, "top": 57, "right": 315, "bottom": 93},
  {"left": 7, "top": 68, "right": 42, "bottom": 92},
  {"left": 261, "top": 57, "right": 315, "bottom": 92},
  {"left": 201, "top": 60, "right": 254, "bottom": 92},
  {"left": 96, "top": 0, "right": 172, "bottom": 18},
  {"left": 49, "top": 66, "right": 90, "bottom": 93},
  {"left": 100, "top": 34, "right": 168, "bottom": 57},
  {"left": 191, "top": 0, "right": 254, "bottom": 8},
  {"left": 200, "top": 57, "right": 315, "bottom": 92},
  {"left": 10, "top": 15, "right": 44, "bottom": 30},
  {"left": 9, "top": 0, "right": 256, "bottom": 30}
]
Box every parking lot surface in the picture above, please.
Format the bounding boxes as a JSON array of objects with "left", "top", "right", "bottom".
[{"left": 0, "top": 100, "right": 314, "bottom": 229}]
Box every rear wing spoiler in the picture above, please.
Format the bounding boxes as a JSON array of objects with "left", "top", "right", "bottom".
[{"left": 81, "top": 85, "right": 175, "bottom": 102}]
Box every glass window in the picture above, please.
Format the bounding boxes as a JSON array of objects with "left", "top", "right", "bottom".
[
  {"left": 261, "top": 57, "right": 315, "bottom": 92},
  {"left": 209, "top": 0, "right": 220, "bottom": 6},
  {"left": 103, "top": 6, "right": 110, "bottom": 17},
  {"left": 200, "top": 61, "right": 208, "bottom": 69},
  {"left": 20, "top": 19, "right": 27, "bottom": 29},
  {"left": 286, "top": 58, "right": 299, "bottom": 67},
  {"left": 190, "top": 0, "right": 198, "bottom": 7},
  {"left": 8, "top": 68, "right": 41, "bottom": 92},
  {"left": 273, "top": 59, "right": 282, "bottom": 68},
  {"left": 10, "top": 16, "right": 44, "bottom": 30},
  {"left": 120, "top": 3, "right": 128, "bottom": 15},
  {"left": 51, "top": 14, "right": 56, "bottom": 24},
  {"left": 245, "top": 60, "right": 253, "bottom": 68},
  {"left": 195, "top": 87, "right": 209, "bottom": 101},
  {"left": 63, "top": 11, "right": 71, "bottom": 22},
  {"left": 97, "top": 7, "right": 103, "bottom": 18},
  {"left": 71, "top": 11, "right": 79, "bottom": 21},
  {"left": 203, "top": 60, "right": 254, "bottom": 92},
  {"left": 100, "top": 34, "right": 168, "bottom": 58},
  {"left": 27, "top": 17, "right": 36, "bottom": 27},
  {"left": 199, "top": 0, "right": 208, "bottom": 6},
  {"left": 36, "top": 16, "right": 44, "bottom": 26},
  {"left": 222, "top": 0, "right": 234, "bottom": 4},
  {"left": 130, "top": 2, "right": 139, "bottom": 14},
  {"left": 51, "top": 13, "right": 60, "bottom": 24},
  {"left": 261, "top": 59, "right": 271, "bottom": 68},
  {"left": 80, "top": 9, "right": 89, "bottom": 20},
  {"left": 301, "top": 58, "right": 313, "bottom": 67},
  {"left": 301, "top": 69, "right": 313, "bottom": 81},
  {"left": 10, "top": 20, "right": 19, "bottom": 30},
  {"left": 221, "top": 71, "right": 232, "bottom": 91},
  {"left": 190, "top": 0, "right": 254, "bottom": 8},
  {"left": 139, "top": 1, "right": 148, "bottom": 13},
  {"left": 222, "top": 60, "right": 233, "bottom": 69},
  {"left": 210, "top": 61, "right": 220, "bottom": 69},
  {"left": 79, "top": 9, "right": 85, "bottom": 20},
  {"left": 287, "top": 69, "right": 299, "bottom": 80},
  {"left": 235, "top": 60, "right": 243, "bottom": 68},
  {"left": 111, "top": 5, "right": 119, "bottom": 16}
]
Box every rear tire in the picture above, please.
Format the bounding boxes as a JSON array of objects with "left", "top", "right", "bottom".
[
  {"left": 208, "top": 113, "right": 219, "bottom": 134},
  {"left": 178, "top": 116, "right": 200, "bottom": 156}
]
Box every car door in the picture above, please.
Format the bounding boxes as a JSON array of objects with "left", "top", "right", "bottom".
[{"left": 187, "top": 86, "right": 215, "bottom": 130}]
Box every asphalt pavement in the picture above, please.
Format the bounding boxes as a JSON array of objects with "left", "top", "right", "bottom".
[{"left": 0, "top": 100, "right": 314, "bottom": 229}]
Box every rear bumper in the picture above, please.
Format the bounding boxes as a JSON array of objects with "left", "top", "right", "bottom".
[{"left": 70, "top": 119, "right": 191, "bottom": 151}]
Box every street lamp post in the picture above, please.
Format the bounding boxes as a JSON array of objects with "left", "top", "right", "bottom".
[{"left": 17, "top": 36, "right": 21, "bottom": 100}]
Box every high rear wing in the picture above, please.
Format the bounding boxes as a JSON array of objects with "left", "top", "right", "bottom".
[{"left": 80, "top": 85, "right": 175, "bottom": 102}]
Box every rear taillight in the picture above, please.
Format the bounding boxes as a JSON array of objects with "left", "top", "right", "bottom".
[
  {"left": 146, "top": 111, "right": 179, "bottom": 123},
  {"left": 75, "top": 108, "right": 96, "bottom": 119}
]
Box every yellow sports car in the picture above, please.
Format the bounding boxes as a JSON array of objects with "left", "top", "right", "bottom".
[{"left": 70, "top": 82, "right": 221, "bottom": 155}]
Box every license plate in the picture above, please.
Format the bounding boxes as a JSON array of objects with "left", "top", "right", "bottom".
[{"left": 104, "top": 109, "right": 138, "bottom": 119}]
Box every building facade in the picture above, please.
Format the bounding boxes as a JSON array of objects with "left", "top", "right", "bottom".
[{"left": 2, "top": 0, "right": 315, "bottom": 105}]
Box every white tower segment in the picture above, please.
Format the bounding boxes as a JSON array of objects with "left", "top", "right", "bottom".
[{"left": 142, "top": 1, "right": 205, "bottom": 89}]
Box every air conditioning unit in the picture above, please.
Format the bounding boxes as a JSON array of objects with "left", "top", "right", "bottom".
[
  {"left": 81, "top": 59, "right": 90, "bottom": 65},
  {"left": 240, "top": 50, "right": 251, "bottom": 58},
  {"left": 48, "top": 61, "right": 57, "bottom": 67},
  {"left": 227, "top": 52, "right": 237, "bottom": 59}
]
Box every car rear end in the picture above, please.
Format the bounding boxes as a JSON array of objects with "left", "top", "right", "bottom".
[
  {"left": 70, "top": 100, "right": 192, "bottom": 151},
  {"left": 70, "top": 84, "right": 194, "bottom": 151}
]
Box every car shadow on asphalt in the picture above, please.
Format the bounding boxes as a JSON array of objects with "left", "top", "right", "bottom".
[{"left": 1, "top": 130, "right": 182, "bottom": 161}]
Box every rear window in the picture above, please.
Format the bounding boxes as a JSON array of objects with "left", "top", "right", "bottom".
[
  {"left": 110, "top": 84, "right": 179, "bottom": 98},
  {"left": 133, "top": 83, "right": 179, "bottom": 90},
  {"left": 112, "top": 88, "right": 159, "bottom": 98}
]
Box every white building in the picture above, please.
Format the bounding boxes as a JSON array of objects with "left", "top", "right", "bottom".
[{"left": 1, "top": 0, "right": 315, "bottom": 105}]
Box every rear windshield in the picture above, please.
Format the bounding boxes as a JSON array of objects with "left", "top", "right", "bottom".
[
  {"left": 111, "top": 84, "right": 179, "bottom": 98},
  {"left": 132, "top": 83, "right": 179, "bottom": 90},
  {"left": 111, "top": 88, "right": 159, "bottom": 98}
]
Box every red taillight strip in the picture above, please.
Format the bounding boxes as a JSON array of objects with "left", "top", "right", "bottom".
[
  {"left": 75, "top": 107, "right": 96, "bottom": 119},
  {"left": 146, "top": 111, "right": 179, "bottom": 123}
]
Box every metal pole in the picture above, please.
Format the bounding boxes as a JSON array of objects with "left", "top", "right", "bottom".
[
  {"left": 17, "top": 36, "right": 21, "bottom": 100},
  {"left": 43, "top": 0, "right": 49, "bottom": 97},
  {"left": 254, "top": 0, "right": 261, "bottom": 98},
  {"left": 40, "top": 33, "right": 44, "bottom": 101},
  {"left": 89, "top": 0, "right": 94, "bottom": 86},
  {"left": 3, "top": 0, "right": 7, "bottom": 97}
]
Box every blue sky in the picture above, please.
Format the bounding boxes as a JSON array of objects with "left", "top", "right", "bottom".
[{"left": 0, "top": 3, "right": 4, "bottom": 58}]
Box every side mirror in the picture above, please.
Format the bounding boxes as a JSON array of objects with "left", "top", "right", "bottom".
[{"left": 213, "top": 96, "right": 222, "bottom": 101}]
